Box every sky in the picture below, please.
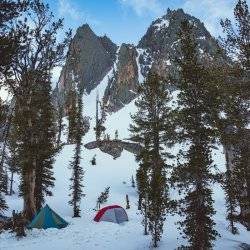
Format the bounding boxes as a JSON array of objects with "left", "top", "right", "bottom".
[{"left": 44, "top": 0, "right": 250, "bottom": 45}]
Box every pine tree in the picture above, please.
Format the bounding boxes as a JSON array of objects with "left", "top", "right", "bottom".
[
  {"left": 0, "top": 161, "right": 8, "bottom": 214},
  {"left": 115, "top": 130, "right": 119, "bottom": 140},
  {"left": 67, "top": 89, "right": 78, "bottom": 144},
  {"left": 172, "top": 20, "right": 219, "bottom": 249},
  {"left": 0, "top": 99, "right": 8, "bottom": 211},
  {"left": 69, "top": 90, "right": 85, "bottom": 217},
  {"left": 94, "top": 94, "right": 106, "bottom": 141},
  {"left": 223, "top": 167, "right": 239, "bottom": 234},
  {"left": 90, "top": 155, "right": 97, "bottom": 166},
  {"left": 0, "top": 0, "right": 29, "bottom": 84},
  {"left": 4, "top": 0, "right": 71, "bottom": 220},
  {"left": 136, "top": 145, "right": 151, "bottom": 234},
  {"left": 126, "top": 194, "right": 130, "bottom": 209},
  {"left": 220, "top": 0, "right": 250, "bottom": 229},
  {"left": 130, "top": 73, "right": 173, "bottom": 247},
  {"left": 131, "top": 175, "right": 135, "bottom": 188},
  {"left": 0, "top": 1, "right": 29, "bottom": 213},
  {"left": 96, "top": 186, "right": 110, "bottom": 210},
  {"left": 34, "top": 74, "right": 57, "bottom": 211},
  {"left": 56, "top": 102, "right": 64, "bottom": 148},
  {"left": 7, "top": 125, "right": 19, "bottom": 196}
]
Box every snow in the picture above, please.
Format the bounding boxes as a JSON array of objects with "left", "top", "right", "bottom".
[
  {"left": 1, "top": 85, "right": 250, "bottom": 249},
  {"left": 198, "top": 36, "right": 206, "bottom": 40},
  {"left": 199, "top": 48, "right": 205, "bottom": 54},
  {"left": 153, "top": 19, "right": 169, "bottom": 31},
  {"left": 136, "top": 48, "right": 145, "bottom": 84},
  {"left": 165, "top": 59, "right": 171, "bottom": 66},
  {"left": 219, "top": 111, "right": 227, "bottom": 119},
  {"left": 0, "top": 87, "right": 11, "bottom": 102}
]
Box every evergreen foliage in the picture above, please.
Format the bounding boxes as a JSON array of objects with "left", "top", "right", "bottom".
[
  {"left": 90, "top": 155, "right": 96, "bottom": 166},
  {"left": 96, "top": 186, "right": 110, "bottom": 210},
  {"left": 219, "top": 0, "right": 250, "bottom": 229},
  {"left": 130, "top": 73, "right": 173, "bottom": 247},
  {"left": 2, "top": 0, "right": 71, "bottom": 220},
  {"left": 56, "top": 102, "right": 65, "bottom": 147},
  {"left": 126, "top": 194, "right": 130, "bottom": 209},
  {"left": 172, "top": 20, "right": 219, "bottom": 249},
  {"left": 34, "top": 75, "right": 57, "bottom": 211},
  {"left": 69, "top": 90, "right": 85, "bottom": 217},
  {"left": 94, "top": 94, "right": 106, "bottom": 141},
  {"left": 115, "top": 130, "right": 118, "bottom": 140},
  {"left": 0, "top": 99, "right": 8, "bottom": 213},
  {"left": 131, "top": 175, "right": 135, "bottom": 188},
  {"left": 67, "top": 89, "right": 78, "bottom": 144}
]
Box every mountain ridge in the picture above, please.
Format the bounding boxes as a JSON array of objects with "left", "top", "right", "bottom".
[{"left": 55, "top": 8, "right": 222, "bottom": 113}]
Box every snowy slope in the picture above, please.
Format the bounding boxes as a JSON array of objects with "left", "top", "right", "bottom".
[{"left": 1, "top": 78, "right": 250, "bottom": 250}]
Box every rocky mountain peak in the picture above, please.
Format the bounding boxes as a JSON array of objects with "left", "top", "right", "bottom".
[
  {"left": 55, "top": 8, "right": 223, "bottom": 114},
  {"left": 137, "top": 8, "right": 220, "bottom": 80},
  {"left": 56, "top": 24, "right": 117, "bottom": 109},
  {"left": 76, "top": 23, "right": 93, "bottom": 35}
]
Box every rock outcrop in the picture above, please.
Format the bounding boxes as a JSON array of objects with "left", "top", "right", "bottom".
[
  {"left": 103, "top": 44, "right": 139, "bottom": 112},
  {"left": 224, "top": 128, "right": 250, "bottom": 230},
  {"left": 54, "top": 9, "right": 224, "bottom": 113},
  {"left": 137, "top": 8, "right": 222, "bottom": 80},
  {"left": 84, "top": 140, "right": 143, "bottom": 159},
  {"left": 56, "top": 24, "right": 117, "bottom": 107}
]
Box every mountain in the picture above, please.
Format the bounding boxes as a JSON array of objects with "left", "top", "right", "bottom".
[
  {"left": 54, "top": 9, "right": 221, "bottom": 113},
  {"left": 56, "top": 24, "right": 117, "bottom": 106}
]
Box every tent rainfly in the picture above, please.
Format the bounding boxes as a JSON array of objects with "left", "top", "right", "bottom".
[
  {"left": 94, "top": 205, "right": 128, "bottom": 224},
  {"left": 28, "top": 204, "right": 68, "bottom": 229}
]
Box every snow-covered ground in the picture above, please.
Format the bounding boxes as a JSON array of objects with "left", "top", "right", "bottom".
[{"left": 1, "top": 84, "right": 250, "bottom": 249}]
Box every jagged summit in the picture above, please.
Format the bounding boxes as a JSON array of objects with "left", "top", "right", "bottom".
[
  {"left": 57, "top": 23, "right": 117, "bottom": 106},
  {"left": 55, "top": 8, "right": 222, "bottom": 113},
  {"left": 137, "top": 8, "right": 220, "bottom": 81},
  {"left": 76, "top": 23, "right": 93, "bottom": 34},
  {"left": 138, "top": 8, "right": 218, "bottom": 53}
]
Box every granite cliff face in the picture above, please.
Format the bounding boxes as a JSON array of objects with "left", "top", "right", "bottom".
[
  {"left": 56, "top": 24, "right": 117, "bottom": 107},
  {"left": 137, "top": 8, "right": 221, "bottom": 81},
  {"left": 55, "top": 9, "right": 222, "bottom": 112},
  {"left": 103, "top": 44, "right": 139, "bottom": 112}
]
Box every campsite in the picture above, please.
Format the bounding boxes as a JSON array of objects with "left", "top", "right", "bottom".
[{"left": 0, "top": 0, "right": 250, "bottom": 249}]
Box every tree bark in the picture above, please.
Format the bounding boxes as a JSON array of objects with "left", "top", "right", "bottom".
[{"left": 23, "top": 167, "right": 36, "bottom": 220}]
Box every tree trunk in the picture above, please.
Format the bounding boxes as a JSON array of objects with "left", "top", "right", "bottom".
[
  {"left": 23, "top": 168, "right": 36, "bottom": 221},
  {"left": 9, "top": 170, "right": 14, "bottom": 196},
  {"left": 138, "top": 194, "right": 142, "bottom": 210},
  {"left": 144, "top": 194, "right": 148, "bottom": 235}
]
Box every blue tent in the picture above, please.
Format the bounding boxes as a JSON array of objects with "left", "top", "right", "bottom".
[{"left": 27, "top": 204, "right": 68, "bottom": 229}]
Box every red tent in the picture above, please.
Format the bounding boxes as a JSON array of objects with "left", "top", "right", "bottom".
[{"left": 94, "top": 205, "right": 128, "bottom": 224}]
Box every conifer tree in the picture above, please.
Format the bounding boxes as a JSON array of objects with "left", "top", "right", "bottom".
[
  {"left": 0, "top": 2, "right": 29, "bottom": 210},
  {"left": 131, "top": 175, "right": 135, "bottom": 188},
  {"left": 220, "top": 0, "right": 250, "bottom": 229},
  {"left": 7, "top": 125, "right": 19, "bottom": 196},
  {"left": 90, "top": 155, "right": 96, "bottom": 166},
  {"left": 56, "top": 102, "right": 64, "bottom": 147},
  {"left": 69, "top": 90, "right": 85, "bottom": 217},
  {"left": 0, "top": 146, "right": 8, "bottom": 213},
  {"left": 136, "top": 145, "right": 151, "bottom": 234},
  {"left": 172, "top": 20, "right": 219, "bottom": 249},
  {"left": 130, "top": 73, "right": 173, "bottom": 247},
  {"left": 34, "top": 74, "right": 57, "bottom": 211},
  {"left": 67, "top": 89, "right": 78, "bottom": 144},
  {"left": 94, "top": 94, "right": 106, "bottom": 141},
  {"left": 223, "top": 167, "right": 239, "bottom": 234},
  {"left": 4, "top": 0, "right": 71, "bottom": 220},
  {"left": 0, "top": 0, "right": 29, "bottom": 85},
  {"left": 96, "top": 186, "right": 110, "bottom": 210},
  {"left": 115, "top": 130, "right": 119, "bottom": 140},
  {"left": 0, "top": 99, "right": 8, "bottom": 209}
]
